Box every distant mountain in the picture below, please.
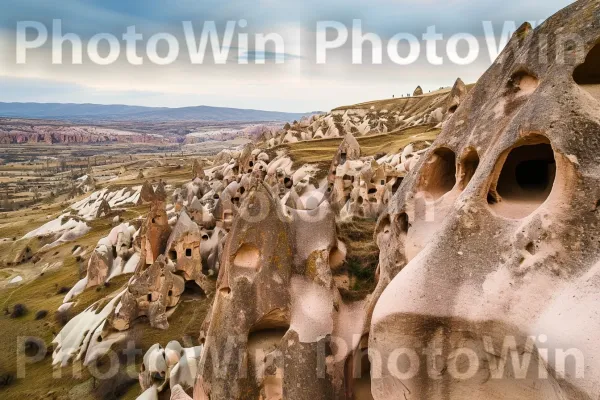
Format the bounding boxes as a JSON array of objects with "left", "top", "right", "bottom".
[{"left": 0, "top": 102, "right": 316, "bottom": 123}]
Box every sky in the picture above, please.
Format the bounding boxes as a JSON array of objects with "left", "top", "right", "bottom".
[{"left": 0, "top": 0, "right": 575, "bottom": 112}]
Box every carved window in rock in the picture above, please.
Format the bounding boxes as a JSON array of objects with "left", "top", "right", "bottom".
[
  {"left": 418, "top": 147, "right": 457, "bottom": 200},
  {"left": 573, "top": 40, "right": 600, "bottom": 101},
  {"left": 458, "top": 148, "right": 480, "bottom": 190},
  {"left": 487, "top": 137, "right": 556, "bottom": 219}
]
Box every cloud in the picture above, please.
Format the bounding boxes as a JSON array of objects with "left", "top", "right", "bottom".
[{"left": 0, "top": 0, "right": 576, "bottom": 111}]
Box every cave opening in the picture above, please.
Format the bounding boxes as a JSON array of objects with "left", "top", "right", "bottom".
[
  {"left": 573, "top": 40, "right": 600, "bottom": 101},
  {"left": 418, "top": 147, "right": 457, "bottom": 200},
  {"left": 488, "top": 141, "right": 556, "bottom": 219},
  {"left": 459, "top": 149, "right": 480, "bottom": 190}
]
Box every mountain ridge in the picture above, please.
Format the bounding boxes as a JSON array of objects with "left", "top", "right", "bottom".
[{"left": 0, "top": 102, "right": 317, "bottom": 123}]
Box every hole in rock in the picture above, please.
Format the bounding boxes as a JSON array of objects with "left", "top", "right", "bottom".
[
  {"left": 488, "top": 140, "right": 556, "bottom": 219},
  {"left": 247, "top": 327, "right": 289, "bottom": 398},
  {"left": 573, "top": 40, "right": 600, "bottom": 101},
  {"left": 168, "top": 250, "right": 177, "bottom": 261},
  {"left": 368, "top": 188, "right": 377, "bottom": 195},
  {"left": 526, "top": 242, "right": 536, "bottom": 255},
  {"left": 186, "top": 248, "right": 192, "bottom": 257},
  {"left": 507, "top": 70, "right": 539, "bottom": 95},
  {"left": 459, "top": 149, "right": 480, "bottom": 190},
  {"left": 239, "top": 187, "right": 246, "bottom": 195},
  {"left": 233, "top": 244, "right": 261, "bottom": 270},
  {"left": 344, "top": 336, "right": 373, "bottom": 400},
  {"left": 250, "top": 309, "right": 289, "bottom": 333},
  {"left": 340, "top": 152, "right": 347, "bottom": 164},
  {"left": 398, "top": 212, "right": 410, "bottom": 233},
  {"left": 249, "top": 161, "right": 254, "bottom": 167},
  {"left": 448, "top": 104, "right": 458, "bottom": 114},
  {"left": 376, "top": 216, "right": 391, "bottom": 236},
  {"left": 219, "top": 287, "right": 231, "bottom": 295},
  {"left": 391, "top": 177, "right": 403, "bottom": 194},
  {"left": 418, "top": 147, "right": 456, "bottom": 200},
  {"left": 184, "top": 281, "right": 205, "bottom": 297},
  {"left": 201, "top": 234, "right": 209, "bottom": 241}
]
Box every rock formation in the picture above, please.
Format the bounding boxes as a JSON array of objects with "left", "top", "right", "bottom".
[
  {"left": 261, "top": 82, "right": 472, "bottom": 148},
  {"left": 413, "top": 85, "right": 423, "bottom": 96},
  {"left": 112, "top": 255, "right": 184, "bottom": 330},
  {"left": 165, "top": 211, "right": 211, "bottom": 293},
  {"left": 196, "top": 180, "right": 352, "bottom": 399},
  {"left": 139, "top": 181, "right": 155, "bottom": 204},
  {"left": 48, "top": 4, "right": 600, "bottom": 399},
  {"left": 140, "top": 200, "right": 172, "bottom": 267},
  {"left": 95, "top": 199, "right": 111, "bottom": 218},
  {"left": 192, "top": 160, "right": 206, "bottom": 180},
  {"left": 370, "top": 3, "right": 600, "bottom": 399}
]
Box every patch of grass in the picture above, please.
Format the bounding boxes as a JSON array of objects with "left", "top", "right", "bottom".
[
  {"left": 276, "top": 124, "right": 440, "bottom": 170},
  {"left": 0, "top": 206, "right": 147, "bottom": 399},
  {"left": 336, "top": 218, "right": 380, "bottom": 301}
]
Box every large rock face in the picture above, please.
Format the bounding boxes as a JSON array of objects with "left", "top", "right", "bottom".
[
  {"left": 196, "top": 180, "right": 359, "bottom": 400},
  {"left": 370, "top": 2, "right": 600, "bottom": 400}
]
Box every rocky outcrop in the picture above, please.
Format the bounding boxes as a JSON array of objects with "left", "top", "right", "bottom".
[
  {"left": 196, "top": 181, "right": 353, "bottom": 399},
  {"left": 139, "top": 201, "right": 172, "bottom": 267},
  {"left": 112, "top": 255, "right": 184, "bottom": 330},
  {"left": 413, "top": 85, "right": 423, "bottom": 96},
  {"left": 192, "top": 159, "right": 206, "bottom": 180},
  {"left": 165, "top": 210, "right": 211, "bottom": 293},
  {"left": 0, "top": 119, "right": 170, "bottom": 144},
  {"left": 139, "top": 181, "right": 155, "bottom": 204},
  {"left": 370, "top": 2, "right": 600, "bottom": 399},
  {"left": 95, "top": 199, "right": 111, "bottom": 218}
]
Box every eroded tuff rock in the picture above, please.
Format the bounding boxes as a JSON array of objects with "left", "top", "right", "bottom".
[
  {"left": 95, "top": 199, "right": 111, "bottom": 218},
  {"left": 196, "top": 180, "right": 359, "bottom": 400},
  {"left": 140, "top": 181, "right": 156, "bottom": 204},
  {"left": 370, "top": 2, "right": 600, "bottom": 399},
  {"left": 192, "top": 159, "right": 206, "bottom": 180},
  {"left": 140, "top": 200, "right": 172, "bottom": 266},
  {"left": 165, "top": 210, "right": 212, "bottom": 293},
  {"left": 112, "top": 255, "right": 185, "bottom": 330}
]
